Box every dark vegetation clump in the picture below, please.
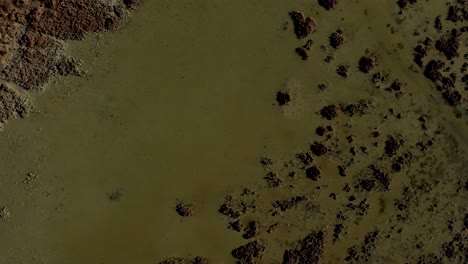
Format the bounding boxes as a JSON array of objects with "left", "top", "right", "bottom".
[
  {"left": 276, "top": 91, "right": 291, "bottom": 106},
  {"left": 320, "top": 104, "right": 340, "bottom": 120},
  {"left": 306, "top": 166, "right": 321, "bottom": 181},
  {"left": 289, "top": 11, "right": 315, "bottom": 39},
  {"left": 358, "top": 56, "right": 376, "bottom": 73},
  {"left": 310, "top": 142, "right": 329, "bottom": 156},
  {"left": 318, "top": 0, "right": 338, "bottom": 10},
  {"left": 329, "top": 30, "right": 344, "bottom": 49},
  {"left": 175, "top": 203, "right": 194, "bottom": 217},
  {"left": 232, "top": 241, "right": 266, "bottom": 264},
  {"left": 336, "top": 65, "right": 349, "bottom": 78},
  {"left": 282, "top": 231, "right": 325, "bottom": 264}
]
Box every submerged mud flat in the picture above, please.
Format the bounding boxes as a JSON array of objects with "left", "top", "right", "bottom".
[
  {"left": 161, "top": 0, "right": 468, "bottom": 263},
  {"left": 0, "top": 0, "right": 466, "bottom": 263}
]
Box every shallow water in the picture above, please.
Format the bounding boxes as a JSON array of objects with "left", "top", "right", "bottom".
[
  {"left": 0, "top": 0, "right": 466, "bottom": 263},
  {"left": 0, "top": 1, "right": 319, "bottom": 263}
]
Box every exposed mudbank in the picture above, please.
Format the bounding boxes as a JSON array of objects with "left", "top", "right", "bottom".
[{"left": 0, "top": 83, "right": 30, "bottom": 128}]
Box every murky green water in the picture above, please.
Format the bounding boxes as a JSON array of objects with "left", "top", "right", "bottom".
[{"left": 0, "top": 0, "right": 466, "bottom": 263}]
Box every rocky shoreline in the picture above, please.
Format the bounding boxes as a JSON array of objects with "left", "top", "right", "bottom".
[{"left": 0, "top": 0, "right": 142, "bottom": 127}]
